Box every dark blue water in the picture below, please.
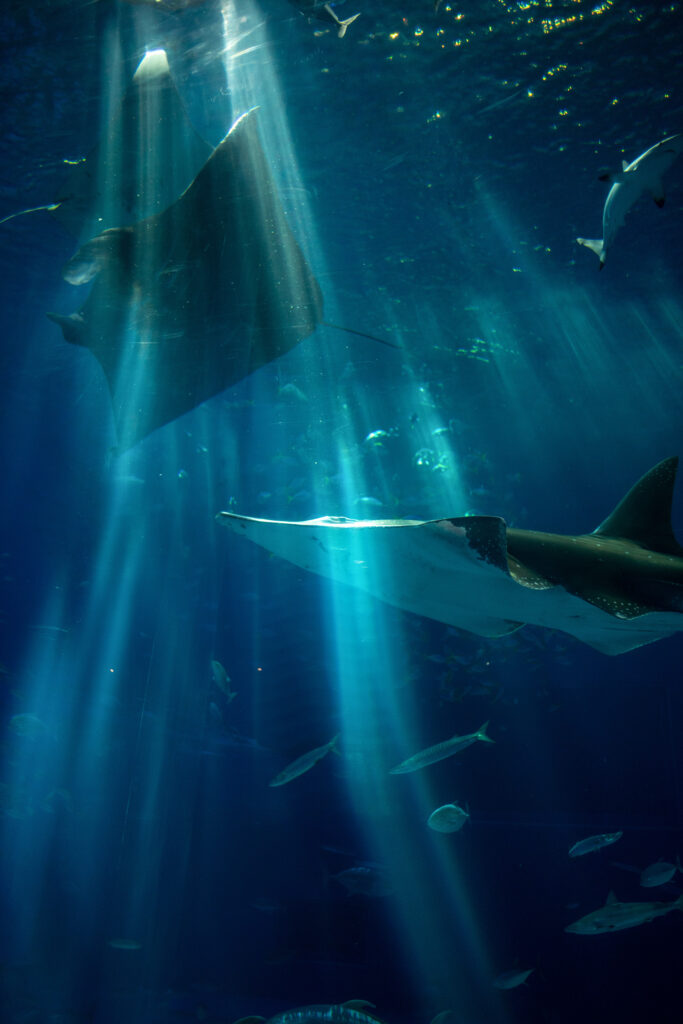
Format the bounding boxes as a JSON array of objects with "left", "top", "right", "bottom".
[{"left": 2, "top": 1, "right": 683, "bottom": 1023}]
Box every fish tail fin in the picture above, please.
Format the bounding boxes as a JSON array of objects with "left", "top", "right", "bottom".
[
  {"left": 477, "top": 720, "right": 495, "bottom": 743},
  {"left": 576, "top": 237, "right": 606, "bottom": 268},
  {"left": 329, "top": 732, "right": 342, "bottom": 755},
  {"left": 324, "top": 4, "right": 361, "bottom": 37}
]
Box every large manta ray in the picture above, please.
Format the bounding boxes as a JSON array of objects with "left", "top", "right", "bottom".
[
  {"left": 49, "top": 107, "right": 323, "bottom": 451},
  {"left": 217, "top": 457, "right": 683, "bottom": 655}
]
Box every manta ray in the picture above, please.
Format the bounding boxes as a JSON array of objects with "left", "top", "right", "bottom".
[
  {"left": 49, "top": 107, "right": 323, "bottom": 451},
  {"left": 53, "top": 49, "right": 211, "bottom": 241},
  {"left": 217, "top": 457, "right": 683, "bottom": 655},
  {"left": 577, "top": 134, "right": 683, "bottom": 268}
]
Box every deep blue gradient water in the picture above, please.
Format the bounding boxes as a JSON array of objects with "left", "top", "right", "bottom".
[{"left": 2, "top": 2, "right": 683, "bottom": 1023}]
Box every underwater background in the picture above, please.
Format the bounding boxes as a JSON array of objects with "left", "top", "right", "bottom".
[{"left": 1, "top": 1, "right": 683, "bottom": 1022}]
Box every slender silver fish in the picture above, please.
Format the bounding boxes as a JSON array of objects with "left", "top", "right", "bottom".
[
  {"left": 389, "top": 721, "right": 493, "bottom": 774},
  {"left": 568, "top": 831, "right": 622, "bottom": 858},
  {"left": 269, "top": 735, "right": 340, "bottom": 787}
]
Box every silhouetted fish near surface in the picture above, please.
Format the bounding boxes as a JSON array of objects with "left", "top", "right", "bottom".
[
  {"left": 565, "top": 891, "right": 683, "bottom": 934},
  {"left": 577, "top": 133, "right": 683, "bottom": 267},
  {"left": 49, "top": 107, "right": 323, "bottom": 451},
  {"left": 217, "top": 457, "right": 683, "bottom": 655}
]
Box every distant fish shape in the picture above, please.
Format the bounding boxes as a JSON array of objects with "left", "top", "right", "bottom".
[
  {"left": 427, "top": 802, "right": 470, "bottom": 833},
  {"left": 332, "top": 865, "right": 394, "bottom": 897},
  {"left": 211, "top": 659, "right": 237, "bottom": 703},
  {"left": 565, "top": 890, "right": 683, "bottom": 934},
  {"left": 217, "top": 457, "right": 683, "bottom": 655},
  {"left": 389, "top": 722, "right": 493, "bottom": 774},
  {"left": 269, "top": 734, "right": 340, "bottom": 787},
  {"left": 577, "top": 133, "right": 683, "bottom": 267},
  {"left": 493, "top": 967, "right": 534, "bottom": 990},
  {"left": 233, "top": 1004, "right": 383, "bottom": 1024},
  {"left": 640, "top": 858, "right": 681, "bottom": 888},
  {"left": 107, "top": 938, "right": 142, "bottom": 950},
  {"left": 568, "top": 831, "right": 623, "bottom": 858}
]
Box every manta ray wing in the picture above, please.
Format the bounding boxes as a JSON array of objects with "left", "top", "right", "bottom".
[
  {"left": 52, "top": 49, "right": 211, "bottom": 241},
  {"left": 49, "top": 108, "right": 324, "bottom": 451}
]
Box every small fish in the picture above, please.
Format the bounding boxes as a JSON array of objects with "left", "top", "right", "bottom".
[
  {"left": 211, "top": 659, "right": 237, "bottom": 703},
  {"left": 493, "top": 967, "right": 534, "bottom": 990},
  {"left": 108, "top": 938, "right": 142, "bottom": 950},
  {"left": 565, "top": 891, "right": 683, "bottom": 934},
  {"left": 332, "top": 866, "right": 394, "bottom": 897},
  {"left": 427, "top": 802, "right": 469, "bottom": 833},
  {"left": 640, "top": 858, "right": 681, "bottom": 888},
  {"left": 269, "top": 734, "right": 340, "bottom": 787},
  {"left": 389, "top": 721, "right": 493, "bottom": 774},
  {"left": 568, "top": 831, "right": 623, "bottom": 858}
]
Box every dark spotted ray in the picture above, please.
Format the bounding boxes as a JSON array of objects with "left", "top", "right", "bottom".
[
  {"left": 49, "top": 107, "right": 323, "bottom": 451},
  {"left": 217, "top": 457, "right": 683, "bottom": 655}
]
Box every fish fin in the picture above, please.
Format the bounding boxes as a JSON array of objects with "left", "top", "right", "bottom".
[
  {"left": 476, "top": 720, "right": 495, "bottom": 743},
  {"left": 621, "top": 159, "right": 629, "bottom": 172},
  {"left": 324, "top": 5, "right": 361, "bottom": 37},
  {"left": 46, "top": 311, "right": 87, "bottom": 347},
  {"left": 592, "top": 456, "right": 683, "bottom": 556},
  {"left": 62, "top": 227, "right": 133, "bottom": 286},
  {"left": 576, "top": 237, "right": 605, "bottom": 266},
  {"left": 329, "top": 733, "right": 342, "bottom": 755},
  {"left": 605, "top": 890, "right": 619, "bottom": 905}
]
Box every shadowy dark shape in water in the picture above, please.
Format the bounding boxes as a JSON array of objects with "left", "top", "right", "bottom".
[
  {"left": 218, "top": 457, "right": 683, "bottom": 655},
  {"left": 49, "top": 108, "right": 323, "bottom": 451}
]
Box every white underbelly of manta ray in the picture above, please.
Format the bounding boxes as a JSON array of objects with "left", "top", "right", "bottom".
[{"left": 217, "top": 457, "right": 683, "bottom": 656}]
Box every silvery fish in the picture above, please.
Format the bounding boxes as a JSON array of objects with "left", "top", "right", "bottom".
[
  {"left": 640, "top": 858, "right": 681, "bottom": 888},
  {"left": 565, "top": 891, "right": 683, "bottom": 934},
  {"left": 389, "top": 721, "right": 493, "bottom": 774},
  {"left": 568, "top": 831, "right": 623, "bottom": 858},
  {"left": 493, "top": 967, "right": 534, "bottom": 989},
  {"left": 211, "top": 659, "right": 237, "bottom": 703},
  {"left": 427, "top": 803, "right": 469, "bottom": 833},
  {"left": 269, "top": 734, "right": 340, "bottom": 787},
  {"left": 234, "top": 1003, "right": 382, "bottom": 1024}
]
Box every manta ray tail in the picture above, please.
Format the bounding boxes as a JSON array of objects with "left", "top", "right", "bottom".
[
  {"left": 592, "top": 455, "right": 683, "bottom": 557},
  {"left": 323, "top": 320, "right": 401, "bottom": 350},
  {"left": 576, "top": 237, "right": 605, "bottom": 268}
]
